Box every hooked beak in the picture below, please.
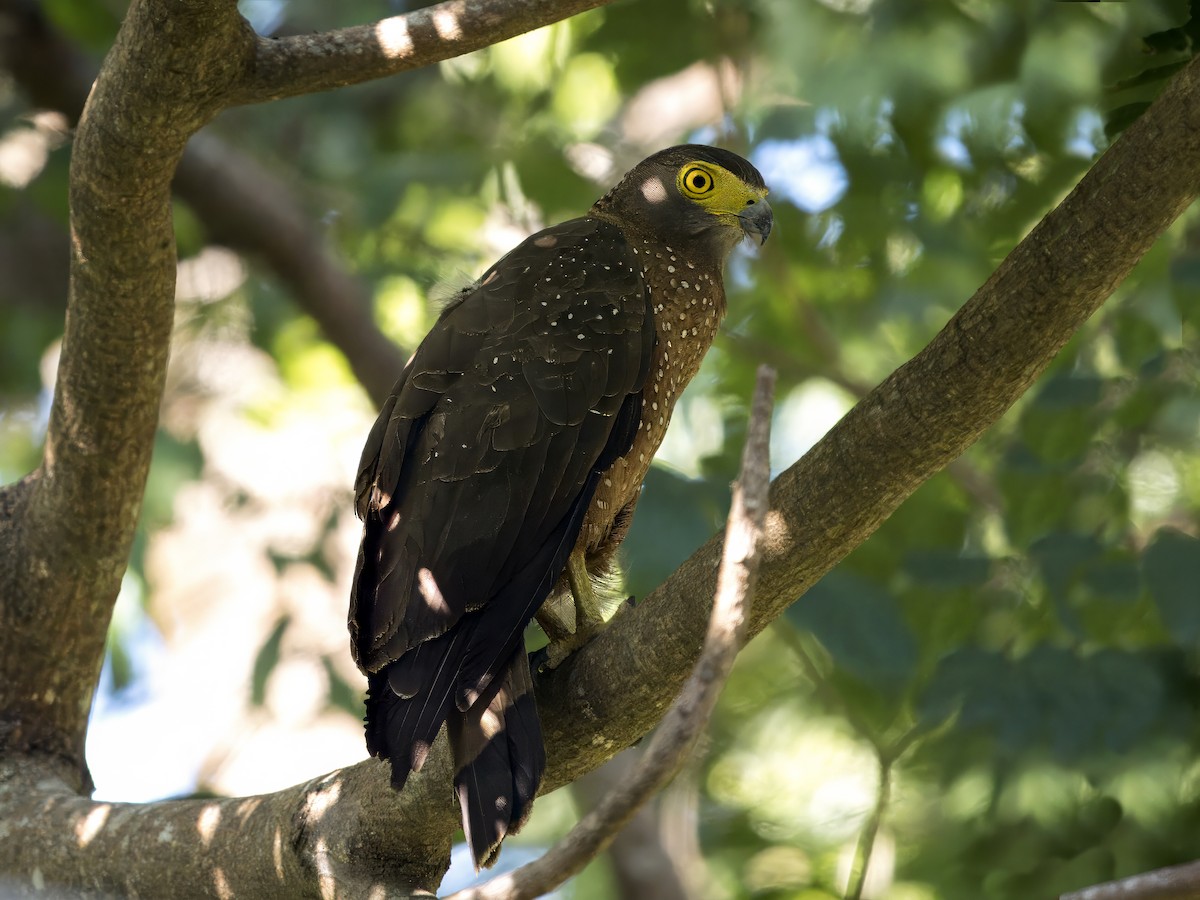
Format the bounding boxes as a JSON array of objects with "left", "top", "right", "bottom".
[{"left": 738, "top": 197, "right": 773, "bottom": 246}]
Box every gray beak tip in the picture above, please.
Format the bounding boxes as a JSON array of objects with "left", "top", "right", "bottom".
[{"left": 739, "top": 198, "right": 774, "bottom": 247}]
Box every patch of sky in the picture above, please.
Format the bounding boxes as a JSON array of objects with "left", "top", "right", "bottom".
[
  {"left": 816, "top": 212, "right": 845, "bottom": 250},
  {"left": 87, "top": 579, "right": 204, "bottom": 802},
  {"left": 238, "top": 0, "right": 287, "bottom": 35},
  {"left": 1004, "top": 100, "right": 1030, "bottom": 156},
  {"left": 752, "top": 136, "right": 849, "bottom": 214},
  {"left": 1066, "top": 107, "right": 1104, "bottom": 159},
  {"left": 439, "top": 845, "right": 567, "bottom": 897},
  {"left": 936, "top": 107, "right": 972, "bottom": 169}
]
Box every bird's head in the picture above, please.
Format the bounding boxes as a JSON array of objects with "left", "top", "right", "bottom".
[{"left": 591, "top": 144, "right": 772, "bottom": 260}]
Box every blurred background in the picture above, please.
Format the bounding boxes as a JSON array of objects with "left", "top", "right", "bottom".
[{"left": 2, "top": 0, "right": 1199, "bottom": 897}]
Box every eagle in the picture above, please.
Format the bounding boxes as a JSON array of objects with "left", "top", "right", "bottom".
[{"left": 351, "top": 145, "right": 771, "bottom": 868}]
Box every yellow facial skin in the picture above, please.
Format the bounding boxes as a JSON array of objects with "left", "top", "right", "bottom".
[{"left": 676, "top": 161, "right": 770, "bottom": 228}]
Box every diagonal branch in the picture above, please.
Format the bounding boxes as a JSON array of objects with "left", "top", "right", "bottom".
[
  {"left": 1060, "top": 861, "right": 1200, "bottom": 900},
  {"left": 568, "top": 750, "right": 693, "bottom": 900},
  {"left": 532, "top": 52, "right": 1200, "bottom": 789},
  {"left": 230, "top": 0, "right": 614, "bottom": 106},
  {"left": 448, "top": 367, "right": 775, "bottom": 900}
]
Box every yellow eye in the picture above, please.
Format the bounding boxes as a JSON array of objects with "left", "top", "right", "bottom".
[{"left": 680, "top": 166, "right": 715, "bottom": 198}]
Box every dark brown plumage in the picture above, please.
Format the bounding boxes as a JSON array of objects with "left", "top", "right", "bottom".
[{"left": 350, "top": 145, "right": 771, "bottom": 869}]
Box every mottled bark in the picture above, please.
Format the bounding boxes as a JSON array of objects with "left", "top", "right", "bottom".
[
  {"left": 0, "top": 751, "right": 457, "bottom": 899},
  {"left": 0, "top": 0, "right": 254, "bottom": 780},
  {"left": 1060, "top": 860, "right": 1200, "bottom": 900}
]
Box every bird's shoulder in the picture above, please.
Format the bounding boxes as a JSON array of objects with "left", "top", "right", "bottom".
[{"left": 437, "top": 216, "right": 643, "bottom": 328}]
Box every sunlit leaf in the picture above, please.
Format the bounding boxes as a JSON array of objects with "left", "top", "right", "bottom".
[{"left": 251, "top": 616, "right": 290, "bottom": 708}]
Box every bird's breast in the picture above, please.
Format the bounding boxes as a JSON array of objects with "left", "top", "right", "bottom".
[{"left": 579, "top": 244, "right": 726, "bottom": 551}]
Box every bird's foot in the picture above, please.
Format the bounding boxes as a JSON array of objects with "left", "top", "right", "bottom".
[
  {"left": 535, "top": 620, "right": 605, "bottom": 672},
  {"left": 535, "top": 597, "right": 641, "bottom": 671}
]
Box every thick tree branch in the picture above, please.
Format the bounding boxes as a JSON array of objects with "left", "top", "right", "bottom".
[
  {"left": 0, "top": 751, "right": 460, "bottom": 899},
  {"left": 0, "top": 0, "right": 254, "bottom": 775},
  {"left": 1061, "top": 861, "right": 1200, "bottom": 900},
  {"left": 449, "top": 367, "right": 774, "bottom": 900},
  {"left": 229, "top": 0, "right": 615, "bottom": 106}
]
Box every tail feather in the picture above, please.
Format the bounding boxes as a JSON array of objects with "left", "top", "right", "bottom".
[
  {"left": 365, "top": 623, "right": 471, "bottom": 789},
  {"left": 447, "top": 649, "right": 545, "bottom": 869}
]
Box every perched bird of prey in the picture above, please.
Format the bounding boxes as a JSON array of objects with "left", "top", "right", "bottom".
[{"left": 351, "top": 145, "right": 771, "bottom": 868}]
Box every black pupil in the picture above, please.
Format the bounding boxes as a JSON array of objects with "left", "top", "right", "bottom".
[{"left": 691, "top": 173, "right": 708, "bottom": 191}]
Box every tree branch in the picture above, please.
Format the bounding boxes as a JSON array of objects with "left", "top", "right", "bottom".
[
  {"left": 448, "top": 366, "right": 775, "bottom": 900},
  {"left": 0, "top": 0, "right": 255, "bottom": 775},
  {"left": 230, "top": 0, "right": 615, "bottom": 106},
  {"left": 1060, "top": 862, "right": 1200, "bottom": 900},
  {"left": 536, "top": 49, "right": 1200, "bottom": 780},
  {"left": 0, "top": 751, "right": 460, "bottom": 899},
  {"left": 846, "top": 755, "right": 891, "bottom": 900},
  {"left": 568, "top": 750, "right": 693, "bottom": 900}
]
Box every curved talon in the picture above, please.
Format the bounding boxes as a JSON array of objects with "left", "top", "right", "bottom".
[{"left": 529, "top": 645, "right": 551, "bottom": 674}]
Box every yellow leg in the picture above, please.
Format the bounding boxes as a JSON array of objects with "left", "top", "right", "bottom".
[
  {"left": 534, "top": 602, "right": 573, "bottom": 643},
  {"left": 565, "top": 550, "right": 601, "bottom": 631},
  {"left": 541, "top": 550, "right": 604, "bottom": 670}
]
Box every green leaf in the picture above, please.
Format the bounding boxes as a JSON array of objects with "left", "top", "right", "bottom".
[
  {"left": 1144, "top": 528, "right": 1200, "bottom": 644},
  {"left": 1108, "top": 60, "right": 1190, "bottom": 93},
  {"left": 1114, "top": 310, "right": 1169, "bottom": 368},
  {"left": 1082, "top": 557, "right": 1142, "bottom": 605},
  {"left": 322, "top": 656, "right": 364, "bottom": 719},
  {"left": 920, "top": 645, "right": 1172, "bottom": 760},
  {"left": 1030, "top": 532, "right": 1104, "bottom": 597},
  {"left": 1089, "top": 650, "right": 1169, "bottom": 752},
  {"left": 787, "top": 571, "right": 917, "bottom": 693},
  {"left": 1105, "top": 102, "right": 1152, "bottom": 140},
  {"left": 1034, "top": 375, "right": 1104, "bottom": 410},
  {"left": 904, "top": 550, "right": 993, "bottom": 589},
  {"left": 251, "top": 615, "right": 290, "bottom": 707},
  {"left": 916, "top": 646, "right": 1004, "bottom": 729}
]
